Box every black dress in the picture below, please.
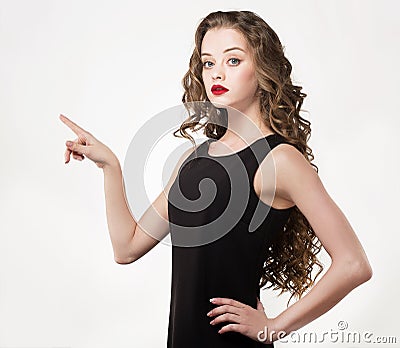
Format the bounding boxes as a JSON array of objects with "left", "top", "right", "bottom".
[{"left": 167, "top": 133, "right": 296, "bottom": 348}]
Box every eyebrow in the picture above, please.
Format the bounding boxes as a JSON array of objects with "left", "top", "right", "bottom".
[{"left": 201, "top": 47, "right": 246, "bottom": 57}]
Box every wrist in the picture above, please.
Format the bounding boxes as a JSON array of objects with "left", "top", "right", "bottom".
[
  {"left": 102, "top": 156, "right": 121, "bottom": 173},
  {"left": 266, "top": 317, "right": 287, "bottom": 343}
]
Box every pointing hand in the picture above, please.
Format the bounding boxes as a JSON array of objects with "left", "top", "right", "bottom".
[{"left": 59, "top": 114, "right": 118, "bottom": 169}]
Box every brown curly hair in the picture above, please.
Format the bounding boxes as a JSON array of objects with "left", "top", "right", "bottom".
[{"left": 174, "top": 10, "right": 324, "bottom": 305}]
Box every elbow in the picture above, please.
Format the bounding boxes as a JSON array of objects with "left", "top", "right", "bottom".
[
  {"left": 332, "top": 254, "right": 373, "bottom": 287},
  {"left": 114, "top": 254, "right": 137, "bottom": 265},
  {"left": 347, "top": 257, "right": 373, "bottom": 285},
  {"left": 359, "top": 262, "right": 373, "bottom": 283}
]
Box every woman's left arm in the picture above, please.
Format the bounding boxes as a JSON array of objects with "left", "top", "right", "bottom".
[
  {"left": 270, "top": 143, "right": 373, "bottom": 338},
  {"left": 207, "top": 144, "right": 373, "bottom": 343}
]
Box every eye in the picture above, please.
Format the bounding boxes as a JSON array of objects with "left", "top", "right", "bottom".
[
  {"left": 229, "top": 58, "right": 240, "bottom": 65},
  {"left": 203, "top": 60, "right": 213, "bottom": 68}
]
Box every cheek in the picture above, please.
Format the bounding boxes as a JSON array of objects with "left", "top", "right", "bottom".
[
  {"left": 202, "top": 72, "right": 212, "bottom": 97},
  {"left": 202, "top": 70, "right": 210, "bottom": 86},
  {"left": 236, "top": 68, "right": 258, "bottom": 91}
]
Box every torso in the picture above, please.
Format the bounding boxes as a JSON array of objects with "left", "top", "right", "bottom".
[{"left": 166, "top": 133, "right": 296, "bottom": 347}]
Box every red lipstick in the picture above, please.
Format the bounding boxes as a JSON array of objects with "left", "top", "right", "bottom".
[{"left": 211, "top": 84, "right": 229, "bottom": 95}]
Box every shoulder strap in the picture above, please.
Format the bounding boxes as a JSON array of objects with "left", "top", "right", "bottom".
[{"left": 247, "top": 134, "right": 292, "bottom": 176}]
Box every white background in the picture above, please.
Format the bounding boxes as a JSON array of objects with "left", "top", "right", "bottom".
[{"left": 1, "top": 1, "right": 399, "bottom": 347}]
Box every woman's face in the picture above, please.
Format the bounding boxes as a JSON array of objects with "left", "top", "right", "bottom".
[{"left": 201, "top": 27, "right": 259, "bottom": 113}]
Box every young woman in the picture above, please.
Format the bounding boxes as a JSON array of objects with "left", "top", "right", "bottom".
[{"left": 60, "top": 10, "right": 372, "bottom": 348}]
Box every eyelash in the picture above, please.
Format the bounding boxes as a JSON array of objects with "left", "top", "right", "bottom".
[{"left": 202, "top": 58, "right": 241, "bottom": 68}]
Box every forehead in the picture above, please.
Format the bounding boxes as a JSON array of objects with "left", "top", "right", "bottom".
[{"left": 201, "top": 28, "right": 249, "bottom": 53}]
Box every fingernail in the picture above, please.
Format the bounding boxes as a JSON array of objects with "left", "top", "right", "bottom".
[
  {"left": 66, "top": 141, "right": 73, "bottom": 147},
  {"left": 209, "top": 298, "right": 215, "bottom": 303}
]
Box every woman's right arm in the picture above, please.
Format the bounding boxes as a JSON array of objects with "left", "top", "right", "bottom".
[
  {"left": 60, "top": 114, "right": 195, "bottom": 264},
  {"left": 102, "top": 146, "right": 194, "bottom": 264}
]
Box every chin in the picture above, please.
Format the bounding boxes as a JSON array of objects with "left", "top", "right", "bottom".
[{"left": 208, "top": 97, "right": 232, "bottom": 108}]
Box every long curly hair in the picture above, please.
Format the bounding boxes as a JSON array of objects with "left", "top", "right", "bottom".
[{"left": 174, "top": 10, "right": 324, "bottom": 305}]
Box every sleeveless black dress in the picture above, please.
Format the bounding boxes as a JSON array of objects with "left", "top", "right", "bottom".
[{"left": 167, "top": 133, "right": 296, "bottom": 348}]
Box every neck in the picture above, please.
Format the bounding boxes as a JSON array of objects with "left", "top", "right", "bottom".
[{"left": 219, "top": 101, "right": 272, "bottom": 143}]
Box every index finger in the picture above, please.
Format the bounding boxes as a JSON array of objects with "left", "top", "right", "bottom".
[
  {"left": 210, "top": 298, "right": 247, "bottom": 308},
  {"left": 59, "top": 114, "right": 87, "bottom": 136}
]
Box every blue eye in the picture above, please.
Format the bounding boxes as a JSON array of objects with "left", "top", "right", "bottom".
[{"left": 229, "top": 58, "right": 240, "bottom": 65}]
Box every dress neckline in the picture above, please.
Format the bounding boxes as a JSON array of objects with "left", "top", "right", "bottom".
[{"left": 207, "top": 133, "right": 277, "bottom": 158}]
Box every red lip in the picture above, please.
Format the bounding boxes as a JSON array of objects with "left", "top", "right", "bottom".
[{"left": 211, "top": 84, "right": 229, "bottom": 95}]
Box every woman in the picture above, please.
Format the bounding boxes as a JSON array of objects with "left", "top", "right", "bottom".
[{"left": 60, "top": 10, "right": 372, "bottom": 348}]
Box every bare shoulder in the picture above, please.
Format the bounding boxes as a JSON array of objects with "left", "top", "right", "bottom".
[
  {"left": 270, "top": 143, "right": 312, "bottom": 171},
  {"left": 269, "top": 142, "right": 320, "bottom": 202}
]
